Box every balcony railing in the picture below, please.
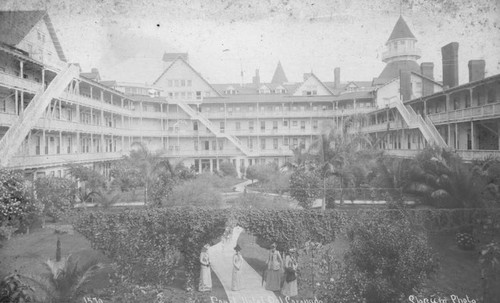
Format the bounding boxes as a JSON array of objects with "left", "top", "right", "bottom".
[
  {"left": 381, "top": 48, "right": 421, "bottom": 61},
  {"left": 8, "top": 151, "right": 126, "bottom": 169},
  {"left": 455, "top": 150, "right": 500, "bottom": 161},
  {"left": 427, "top": 101, "right": 500, "bottom": 124},
  {"left": 0, "top": 71, "right": 42, "bottom": 93}
]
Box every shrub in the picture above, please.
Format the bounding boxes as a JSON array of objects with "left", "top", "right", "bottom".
[
  {"left": 0, "top": 274, "right": 34, "bottom": 303},
  {"left": 0, "top": 169, "right": 42, "bottom": 232},
  {"left": 34, "top": 176, "right": 77, "bottom": 221},
  {"left": 74, "top": 208, "right": 345, "bottom": 289},
  {"left": 219, "top": 162, "right": 237, "bottom": 177},
  {"left": 455, "top": 232, "right": 475, "bottom": 250},
  {"left": 289, "top": 169, "right": 321, "bottom": 208},
  {"left": 341, "top": 211, "right": 438, "bottom": 303}
]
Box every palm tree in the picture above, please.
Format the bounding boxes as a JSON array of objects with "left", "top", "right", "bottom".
[
  {"left": 308, "top": 120, "right": 366, "bottom": 209},
  {"left": 128, "top": 142, "right": 177, "bottom": 205},
  {"left": 25, "top": 255, "right": 105, "bottom": 303},
  {"left": 406, "top": 147, "right": 483, "bottom": 208}
]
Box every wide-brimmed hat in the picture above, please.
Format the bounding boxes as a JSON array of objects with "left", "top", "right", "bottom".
[
  {"left": 234, "top": 244, "right": 241, "bottom": 251},
  {"left": 202, "top": 244, "right": 210, "bottom": 251},
  {"left": 270, "top": 243, "right": 277, "bottom": 249}
]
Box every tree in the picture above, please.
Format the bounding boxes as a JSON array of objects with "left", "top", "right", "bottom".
[
  {"left": 308, "top": 119, "right": 374, "bottom": 209},
  {"left": 125, "top": 143, "right": 177, "bottom": 205},
  {"left": 34, "top": 177, "right": 77, "bottom": 222},
  {"left": 66, "top": 164, "right": 106, "bottom": 192}
]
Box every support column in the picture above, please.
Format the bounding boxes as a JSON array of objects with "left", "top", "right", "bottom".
[
  {"left": 41, "top": 68, "right": 45, "bottom": 88},
  {"left": 76, "top": 132, "right": 80, "bottom": 153},
  {"left": 471, "top": 121, "right": 474, "bottom": 150},
  {"left": 76, "top": 104, "right": 80, "bottom": 122},
  {"left": 19, "top": 60, "right": 24, "bottom": 77},
  {"left": 91, "top": 133, "right": 94, "bottom": 153},
  {"left": 14, "top": 90, "right": 18, "bottom": 115},
  {"left": 42, "top": 130, "right": 46, "bottom": 155},
  {"left": 90, "top": 108, "right": 93, "bottom": 124},
  {"left": 455, "top": 123, "right": 458, "bottom": 149},
  {"left": 447, "top": 124, "right": 451, "bottom": 147},
  {"left": 59, "top": 131, "right": 62, "bottom": 154}
]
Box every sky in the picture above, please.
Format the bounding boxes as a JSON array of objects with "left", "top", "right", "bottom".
[{"left": 2, "top": 0, "right": 500, "bottom": 85}]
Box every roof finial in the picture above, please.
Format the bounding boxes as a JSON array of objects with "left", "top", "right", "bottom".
[{"left": 399, "top": 0, "right": 403, "bottom": 16}]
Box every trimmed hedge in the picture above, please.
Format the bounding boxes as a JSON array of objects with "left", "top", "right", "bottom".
[{"left": 73, "top": 208, "right": 345, "bottom": 288}]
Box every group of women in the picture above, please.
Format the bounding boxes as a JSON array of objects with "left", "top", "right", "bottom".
[{"left": 198, "top": 243, "right": 298, "bottom": 298}]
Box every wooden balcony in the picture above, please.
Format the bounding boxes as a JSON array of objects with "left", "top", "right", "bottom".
[
  {"left": 427, "top": 101, "right": 500, "bottom": 124},
  {"left": 0, "top": 71, "right": 42, "bottom": 93},
  {"left": 8, "top": 151, "right": 126, "bottom": 169}
]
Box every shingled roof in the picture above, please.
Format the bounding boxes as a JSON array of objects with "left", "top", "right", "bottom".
[
  {"left": 271, "top": 61, "right": 289, "bottom": 84},
  {"left": 387, "top": 16, "right": 415, "bottom": 43},
  {"left": 374, "top": 60, "right": 420, "bottom": 85},
  {"left": 0, "top": 10, "right": 67, "bottom": 62}
]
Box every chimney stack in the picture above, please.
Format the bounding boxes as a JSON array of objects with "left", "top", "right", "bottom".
[
  {"left": 468, "top": 60, "right": 485, "bottom": 82},
  {"left": 252, "top": 69, "right": 260, "bottom": 86},
  {"left": 441, "top": 42, "right": 459, "bottom": 88},
  {"left": 400, "top": 70, "right": 412, "bottom": 101},
  {"left": 91, "top": 67, "right": 99, "bottom": 74},
  {"left": 334, "top": 67, "right": 340, "bottom": 89},
  {"left": 420, "top": 62, "right": 434, "bottom": 80},
  {"left": 420, "top": 62, "right": 435, "bottom": 96}
]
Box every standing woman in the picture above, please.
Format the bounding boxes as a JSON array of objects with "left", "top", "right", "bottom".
[
  {"left": 281, "top": 248, "right": 298, "bottom": 297},
  {"left": 199, "top": 244, "right": 212, "bottom": 292},
  {"left": 232, "top": 244, "right": 243, "bottom": 291},
  {"left": 265, "top": 243, "right": 283, "bottom": 291}
]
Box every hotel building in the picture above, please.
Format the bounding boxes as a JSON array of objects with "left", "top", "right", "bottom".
[{"left": 0, "top": 11, "right": 499, "bottom": 178}]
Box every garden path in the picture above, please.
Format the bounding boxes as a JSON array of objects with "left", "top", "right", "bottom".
[{"left": 209, "top": 226, "right": 278, "bottom": 303}]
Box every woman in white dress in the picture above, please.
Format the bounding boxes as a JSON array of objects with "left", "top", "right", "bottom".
[
  {"left": 265, "top": 243, "right": 283, "bottom": 291},
  {"left": 281, "top": 248, "right": 298, "bottom": 297},
  {"left": 232, "top": 244, "right": 243, "bottom": 291},
  {"left": 199, "top": 244, "right": 212, "bottom": 292}
]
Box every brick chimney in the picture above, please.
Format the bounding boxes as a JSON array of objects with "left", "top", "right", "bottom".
[
  {"left": 468, "top": 60, "right": 485, "bottom": 82},
  {"left": 334, "top": 67, "right": 340, "bottom": 89},
  {"left": 400, "top": 70, "right": 412, "bottom": 101},
  {"left": 441, "top": 42, "right": 459, "bottom": 88},
  {"left": 421, "top": 62, "right": 434, "bottom": 96},
  {"left": 420, "top": 62, "right": 434, "bottom": 80},
  {"left": 252, "top": 69, "right": 260, "bottom": 86}
]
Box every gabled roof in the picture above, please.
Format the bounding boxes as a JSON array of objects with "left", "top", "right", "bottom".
[
  {"left": 0, "top": 10, "right": 67, "bottom": 62},
  {"left": 153, "top": 56, "right": 222, "bottom": 97},
  {"left": 271, "top": 61, "right": 289, "bottom": 84},
  {"left": 387, "top": 16, "right": 416, "bottom": 43},
  {"left": 292, "top": 73, "right": 334, "bottom": 95}
]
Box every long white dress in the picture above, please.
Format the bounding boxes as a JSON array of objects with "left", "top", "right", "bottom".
[
  {"left": 232, "top": 253, "right": 243, "bottom": 291},
  {"left": 199, "top": 251, "right": 212, "bottom": 291},
  {"left": 281, "top": 255, "right": 298, "bottom": 297},
  {"left": 265, "top": 250, "right": 283, "bottom": 291}
]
